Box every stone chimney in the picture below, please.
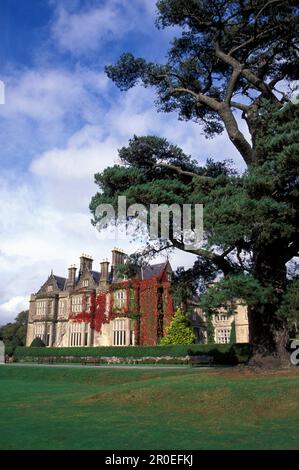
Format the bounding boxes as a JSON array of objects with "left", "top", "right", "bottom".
[
  {"left": 79, "top": 254, "right": 93, "bottom": 275},
  {"left": 100, "top": 259, "right": 110, "bottom": 281},
  {"left": 99, "top": 259, "right": 110, "bottom": 291},
  {"left": 111, "top": 247, "right": 126, "bottom": 282},
  {"left": 111, "top": 247, "right": 126, "bottom": 267},
  {"left": 67, "top": 265, "right": 77, "bottom": 289}
]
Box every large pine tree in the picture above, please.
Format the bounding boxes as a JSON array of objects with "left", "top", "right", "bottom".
[{"left": 90, "top": 1, "right": 299, "bottom": 367}]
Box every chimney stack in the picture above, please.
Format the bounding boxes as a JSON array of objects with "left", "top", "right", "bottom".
[
  {"left": 99, "top": 258, "right": 110, "bottom": 291},
  {"left": 79, "top": 254, "right": 93, "bottom": 275},
  {"left": 100, "top": 259, "right": 110, "bottom": 281},
  {"left": 111, "top": 247, "right": 126, "bottom": 267},
  {"left": 67, "top": 265, "right": 77, "bottom": 289},
  {"left": 111, "top": 247, "right": 126, "bottom": 282}
]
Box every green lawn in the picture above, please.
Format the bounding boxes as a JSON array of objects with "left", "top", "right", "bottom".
[{"left": 0, "top": 364, "right": 298, "bottom": 450}]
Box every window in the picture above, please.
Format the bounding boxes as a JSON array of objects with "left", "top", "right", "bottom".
[
  {"left": 34, "top": 324, "right": 45, "bottom": 340},
  {"left": 216, "top": 328, "right": 231, "bottom": 344},
  {"left": 36, "top": 300, "right": 47, "bottom": 316},
  {"left": 47, "top": 285, "right": 53, "bottom": 292},
  {"left": 70, "top": 322, "right": 82, "bottom": 346},
  {"left": 114, "top": 290, "right": 126, "bottom": 308},
  {"left": 84, "top": 323, "right": 89, "bottom": 346},
  {"left": 46, "top": 333, "right": 50, "bottom": 346},
  {"left": 83, "top": 279, "right": 89, "bottom": 288},
  {"left": 71, "top": 296, "right": 83, "bottom": 313},
  {"left": 220, "top": 315, "right": 227, "bottom": 321},
  {"left": 58, "top": 299, "right": 66, "bottom": 317},
  {"left": 113, "top": 319, "right": 126, "bottom": 346}
]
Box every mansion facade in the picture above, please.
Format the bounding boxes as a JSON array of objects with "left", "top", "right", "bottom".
[
  {"left": 26, "top": 248, "right": 249, "bottom": 348},
  {"left": 189, "top": 298, "right": 249, "bottom": 345},
  {"left": 26, "top": 248, "right": 174, "bottom": 348}
]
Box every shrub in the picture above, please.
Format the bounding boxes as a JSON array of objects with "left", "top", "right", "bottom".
[
  {"left": 30, "top": 337, "right": 46, "bottom": 347},
  {"left": 160, "top": 308, "right": 196, "bottom": 345},
  {"left": 15, "top": 343, "right": 250, "bottom": 365}
]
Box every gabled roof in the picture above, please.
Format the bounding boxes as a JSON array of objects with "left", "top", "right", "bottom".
[
  {"left": 139, "top": 262, "right": 167, "bottom": 280},
  {"left": 36, "top": 273, "right": 66, "bottom": 295},
  {"left": 53, "top": 275, "right": 67, "bottom": 290},
  {"left": 91, "top": 271, "right": 101, "bottom": 284}
]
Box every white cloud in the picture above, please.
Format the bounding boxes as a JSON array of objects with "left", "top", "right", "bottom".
[
  {"left": 30, "top": 125, "right": 117, "bottom": 181},
  {"left": 1, "top": 67, "right": 107, "bottom": 124},
  {"left": 0, "top": 296, "right": 29, "bottom": 315},
  {"left": 0, "top": 295, "right": 29, "bottom": 325},
  {"left": 51, "top": 0, "right": 157, "bottom": 55}
]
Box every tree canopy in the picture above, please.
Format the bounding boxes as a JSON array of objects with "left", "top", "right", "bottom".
[
  {"left": 0, "top": 311, "right": 28, "bottom": 356},
  {"left": 106, "top": 0, "right": 298, "bottom": 165}
]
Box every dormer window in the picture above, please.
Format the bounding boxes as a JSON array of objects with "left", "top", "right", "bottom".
[
  {"left": 47, "top": 286, "right": 53, "bottom": 292},
  {"left": 83, "top": 280, "right": 89, "bottom": 288}
]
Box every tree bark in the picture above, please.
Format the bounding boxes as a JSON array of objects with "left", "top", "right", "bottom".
[
  {"left": 248, "top": 247, "right": 290, "bottom": 368},
  {"left": 248, "top": 305, "right": 290, "bottom": 368},
  {"left": 218, "top": 103, "right": 254, "bottom": 165}
]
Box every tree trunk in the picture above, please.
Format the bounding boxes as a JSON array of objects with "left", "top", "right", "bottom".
[
  {"left": 248, "top": 247, "right": 290, "bottom": 369},
  {"left": 218, "top": 104, "right": 254, "bottom": 166},
  {"left": 248, "top": 305, "right": 290, "bottom": 368}
]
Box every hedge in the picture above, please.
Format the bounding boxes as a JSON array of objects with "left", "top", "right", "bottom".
[{"left": 15, "top": 343, "right": 250, "bottom": 364}]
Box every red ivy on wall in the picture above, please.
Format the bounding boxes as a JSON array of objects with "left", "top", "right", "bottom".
[
  {"left": 139, "top": 277, "right": 159, "bottom": 346},
  {"left": 92, "top": 291, "right": 109, "bottom": 332},
  {"left": 69, "top": 272, "right": 174, "bottom": 344},
  {"left": 69, "top": 291, "right": 109, "bottom": 333}
]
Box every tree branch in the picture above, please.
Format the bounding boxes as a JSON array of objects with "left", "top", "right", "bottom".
[
  {"left": 225, "top": 67, "right": 242, "bottom": 102},
  {"left": 215, "top": 42, "right": 280, "bottom": 104},
  {"left": 229, "top": 24, "right": 283, "bottom": 57},
  {"left": 254, "top": 0, "right": 284, "bottom": 33},
  {"left": 170, "top": 87, "right": 221, "bottom": 111},
  {"left": 230, "top": 101, "right": 250, "bottom": 111},
  {"left": 218, "top": 102, "right": 254, "bottom": 165},
  {"left": 171, "top": 239, "right": 236, "bottom": 275},
  {"left": 154, "top": 162, "right": 203, "bottom": 179}
]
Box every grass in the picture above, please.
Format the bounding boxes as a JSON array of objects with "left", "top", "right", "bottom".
[{"left": 0, "top": 364, "right": 298, "bottom": 450}]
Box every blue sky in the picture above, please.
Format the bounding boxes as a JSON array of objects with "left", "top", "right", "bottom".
[{"left": 0, "top": 0, "right": 247, "bottom": 323}]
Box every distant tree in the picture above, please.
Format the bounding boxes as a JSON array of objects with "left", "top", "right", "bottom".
[
  {"left": 0, "top": 310, "right": 28, "bottom": 356},
  {"left": 160, "top": 308, "right": 196, "bottom": 345},
  {"left": 30, "top": 337, "right": 46, "bottom": 348}
]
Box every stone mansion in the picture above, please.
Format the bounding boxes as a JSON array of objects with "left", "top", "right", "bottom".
[{"left": 26, "top": 248, "right": 249, "bottom": 348}]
